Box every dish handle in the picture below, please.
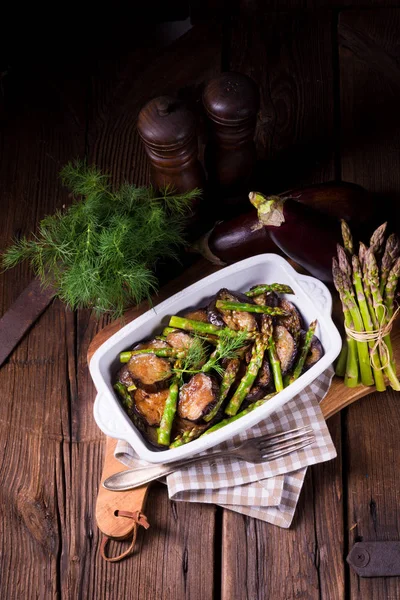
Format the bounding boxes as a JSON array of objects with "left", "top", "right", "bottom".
[
  {"left": 94, "top": 393, "right": 130, "bottom": 440},
  {"left": 296, "top": 275, "right": 332, "bottom": 316}
]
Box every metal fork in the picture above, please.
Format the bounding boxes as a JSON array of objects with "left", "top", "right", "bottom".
[{"left": 103, "top": 425, "right": 315, "bottom": 491}]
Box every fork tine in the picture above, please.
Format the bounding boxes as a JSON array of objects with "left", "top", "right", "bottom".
[
  {"left": 256, "top": 437, "right": 315, "bottom": 462},
  {"left": 256, "top": 429, "right": 314, "bottom": 450},
  {"left": 252, "top": 425, "right": 313, "bottom": 446},
  {"left": 262, "top": 435, "right": 314, "bottom": 454}
]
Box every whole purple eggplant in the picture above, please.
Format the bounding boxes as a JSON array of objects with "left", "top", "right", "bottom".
[
  {"left": 250, "top": 192, "right": 342, "bottom": 282},
  {"left": 192, "top": 181, "right": 374, "bottom": 272}
]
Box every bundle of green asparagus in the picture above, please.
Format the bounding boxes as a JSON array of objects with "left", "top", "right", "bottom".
[
  {"left": 114, "top": 284, "right": 324, "bottom": 449},
  {"left": 333, "top": 221, "right": 400, "bottom": 390}
]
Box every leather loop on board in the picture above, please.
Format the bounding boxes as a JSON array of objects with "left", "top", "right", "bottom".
[{"left": 100, "top": 510, "right": 150, "bottom": 563}]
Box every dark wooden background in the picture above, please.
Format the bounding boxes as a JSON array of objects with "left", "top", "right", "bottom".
[{"left": 1, "top": 2, "right": 400, "bottom": 599}]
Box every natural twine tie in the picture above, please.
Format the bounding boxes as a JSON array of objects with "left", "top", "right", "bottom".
[{"left": 344, "top": 303, "right": 400, "bottom": 371}]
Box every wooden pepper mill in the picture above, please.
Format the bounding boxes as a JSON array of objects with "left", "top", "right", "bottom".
[
  {"left": 137, "top": 95, "right": 205, "bottom": 219},
  {"left": 202, "top": 72, "right": 260, "bottom": 212}
]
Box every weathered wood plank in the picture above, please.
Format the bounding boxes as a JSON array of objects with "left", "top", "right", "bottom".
[
  {"left": 190, "top": 0, "right": 400, "bottom": 20},
  {"left": 230, "top": 12, "right": 335, "bottom": 193},
  {"left": 221, "top": 11, "right": 345, "bottom": 600},
  {"left": 58, "top": 24, "right": 223, "bottom": 600},
  {"left": 87, "top": 22, "right": 222, "bottom": 184},
  {"left": 339, "top": 9, "right": 400, "bottom": 599},
  {"left": 0, "top": 61, "right": 87, "bottom": 600}
]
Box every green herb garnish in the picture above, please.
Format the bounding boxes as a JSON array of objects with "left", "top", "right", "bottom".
[
  {"left": 2, "top": 161, "right": 201, "bottom": 318},
  {"left": 173, "top": 329, "right": 249, "bottom": 377}
]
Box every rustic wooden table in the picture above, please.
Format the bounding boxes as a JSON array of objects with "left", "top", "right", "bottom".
[{"left": 1, "top": 6, "right": 400, "bottom": 599}]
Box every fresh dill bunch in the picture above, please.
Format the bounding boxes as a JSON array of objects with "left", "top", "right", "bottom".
[{"left": 2, "top": 160, "right": 201, "bottom": 318}]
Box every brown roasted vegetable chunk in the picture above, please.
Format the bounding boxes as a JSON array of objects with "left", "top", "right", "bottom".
[
  {"left": 245, "top": 357, "right": 272, "bottom": 402},
  {"left": 178, "top": 373, "right": 220, "bottom": 422},
  {"left": 208, "top": 288, "right": 258, "bottom": 331},
  {"left": 117, "top": 364, "right": 135, "bottom": 388},
  {"left": 171, "top": 416, "right": 210, "bottom": 440},
  {"left": 301, "top": 331, "right": 324, "bottom": 371},
  {"left": 273, "top": 325, "right": 298, "bottom": 375},
  {"left": 276, "top": 299, "right": 303, "bottom": 341},
  {"left": 134, "top": 338, "right": 170, "bottom": 350},
  {"left": 183, "top": 309, "right": 209, "bottom": 323},
  {"left": 128, "top": 354, "right": 172, "bottom": 386},
  {"left": 166, "top": 330, "right": 196, "bottom": 351},
  {"left": 133, "top": 387, "right": 170, "bottom": 426},
  {"left": 250, "top": 289, "right": 278, "bottom": 308}
]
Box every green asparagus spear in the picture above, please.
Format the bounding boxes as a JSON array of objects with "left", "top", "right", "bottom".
[
  {"left": 335, "top": 239, "right": 358, "bottom": 384},
  {"left": 261, "top": 315, "right": 283, "bottom": 392},
  {"left": 335, "top": 342, "right": 348, "bottom": 378},
  {"left": 359, "top": 243, "right": 379, "bottom": 328},
  {"left": 215, "top": 300, "right": 287, "bottom": 316},
  {"left": 332, "top": 259, "right": 374, "bottom": 386},
  {"left": 224, "top": 336, "right": 266, "bottom": 416},
  {"left": 169, "top": 316, "right": 254, "bottom": 339},
  {"left": 170, "top": 427, "right": 205, "bottom": 448},
  {"left": 352, "top": 255, "right": 386, "bottom": 391},
  {"left": 337, "top": 244, "right": 352, "bottom": 279},
  {"left": 203, "top": 358, "right": 241, "bottom": 422},
  {"left": 380, "top": 234, "right": 400, "bottom": 296},
  {"left": 245, "top": 284, "right": 294, "bottom": 297},
  {"left": 359, "top": 241, "right": 367, "bottom": 267},
  {"left": 114, "top": 382, "right": 133, "bottom": 410},
  {"left": 163, "top": 326, "right": 218, "bottom": 344},
  {"left": 341, "top": 220, "right": 354, "bottom": 255},
  {"left": 342, "top": 309, "right": 359, "bottom": 388},
  {"left": 120, "top": 347, "right": 185, "bottom": 362},
  {"left": 157, "top": 379, "right": 179, "bottom": 446},
  {"left": 384, "top": 256, "right": 400, "bottom": 318},
  {"left": 289, "top": 320, "right": 317, "bottom": 384},
  {"left": 365, "top": 250, "right": 400, "bottom": 390},
  {"left": 202, "top": 393, "right": 277, "bottom": 436},
  {"left": 370, "top": 222, "right": 387, "bottom": 257}
]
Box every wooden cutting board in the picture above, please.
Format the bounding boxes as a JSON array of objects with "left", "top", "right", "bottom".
[{"left": 87, "top": 258, "right": 400, "bottom": 560}]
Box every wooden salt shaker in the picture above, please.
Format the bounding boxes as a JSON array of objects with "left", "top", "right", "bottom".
[
  {"left": 202, "top": 72, "right": 259, "bottom": 210},
  {"left": 137, "top": 96, "right": 205, "bottom": 217}
]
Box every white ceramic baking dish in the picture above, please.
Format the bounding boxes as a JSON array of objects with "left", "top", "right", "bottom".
[{"left": 91, "top": 254, "right": 341, "bottom": 463}]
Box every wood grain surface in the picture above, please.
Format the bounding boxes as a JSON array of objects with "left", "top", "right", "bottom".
[
  {"left": 1, "top": 7, "right": 400, "bottom": 600},
  {"left": 222, "top": 11, "right": 345, "bottom": 600},
  {"left": 340, "top": 10, "right": 400, "bottom": 600}
]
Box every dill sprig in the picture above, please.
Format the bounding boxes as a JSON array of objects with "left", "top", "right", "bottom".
[
  {"left": 202, "top": 329, "right": 249, "bottom": 376},
  {"left": 173, "top": 336, "right": 208, "bottom": 376},
  {"left": 2, "top": 160, "right": 201, "bottom": 318},
  {"left": 173, "top": 329, "right": 249, "bottom": 377}
]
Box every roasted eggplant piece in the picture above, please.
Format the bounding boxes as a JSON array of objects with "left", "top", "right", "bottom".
[
  {"left": 166, "top": 330, "right": 196, "bottom": 351},
  {"left": 171, "top": 416, "right": 210, "bottom": 440},
  {"left": 183, "top": 308, "right": 209, "bottom": 323},
  {"left": 114, "top": 386, "right": 164, "bottom": 448},
  {"left": 276, "top": 299, "right": 303, "bottom": 342},
  {"left": 117, "top": 364, "right": 135, "bottom": 388},
  {"left": 273, "top": 325, "right": 298, "bottom": 375},
  {"left": 208, "top": 288, "right": 258, "bottom": 331},
  {"left": 178, "top": 373, "right": 220, "bottom": 422},
  {"left": 299, "top": 330, "right": 324, "bottom": 371},
  {"left": 131, "top": 411, "right": 164, "bottom": 448},
  {"left": 127, "top": 353, "right": 172, "bottom": 387},
  {"left": 252, "top": 290, "right": 278, "bottom": 308},
  {"left": 132, "top": 387, "right": 170, "bottom": 426},
  {"left": 134, "top": 338, "right": 170, "bottom": 351},
  {"left": 245, "top": 357, "right": 272, "bottom": 402}
]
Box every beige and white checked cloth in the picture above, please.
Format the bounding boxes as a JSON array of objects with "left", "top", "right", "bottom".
[{"left": 115, "top": 367, "right": 336, "bottom": 528}]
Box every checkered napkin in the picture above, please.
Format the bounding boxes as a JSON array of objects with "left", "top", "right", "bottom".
[{"left": 115, "top": 367, "right": 336, "bottom": 528}]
